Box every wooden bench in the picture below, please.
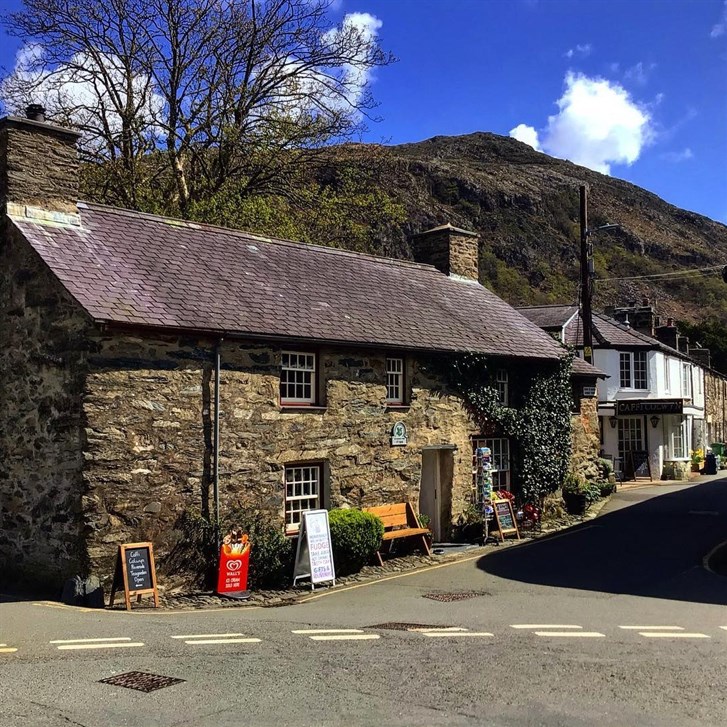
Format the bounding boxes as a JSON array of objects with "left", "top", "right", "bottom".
[{"left": 364, "top": 502, "right": 431, "bottom": 566}]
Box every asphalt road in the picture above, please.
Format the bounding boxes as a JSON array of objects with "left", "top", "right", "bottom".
[{"left": 2, "top": 479, "right": 727, "bottom": 727}]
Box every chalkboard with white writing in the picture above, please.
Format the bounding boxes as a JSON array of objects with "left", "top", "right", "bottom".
[
  {"left": 493, "top": 499, "right": 520, "bottom": 541},
  {"left": 109, "top": 542, "right": 160, "bottom": 610}
]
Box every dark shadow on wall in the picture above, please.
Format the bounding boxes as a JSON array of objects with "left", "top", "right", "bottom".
[{"left": 478, "top": 479, "right": 727, "bottom": 606}]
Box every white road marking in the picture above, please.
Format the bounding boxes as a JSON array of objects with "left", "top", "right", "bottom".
[
  {"left": 639, "top": 632, "right": 710, "bottom": 639},
  {"left": 410, "top": 627, "right": 468, "bottom": 633},
  {"left": 421, "top": 632, "right": 493, "bottom": 638},
  {"left": 619, "top": 626, "right": 684, "bottom": 631},
  {"left": 719, "top": 627, "right": 727, "bottom": 631},
  {"left": 56, "top": 642, "right": 145, "bottom": 650},
  {"left": 534, "top": 631, "right": 605, "bottom": 638},
  {"left": 183, "top": 638, "right": 261, "bottom": 645},
  {"left": 50, "top": 637, "right": 132, "bottom": 644},
  {"left": 292, "top": 629, "right": 364, "bottom": 634},
  {"left": 308, "top": 634, "right": 380, "bottom": 641},
  {"left": 171, "top": 633, "right": 246, "bottom": 639},
  {"left": 0, "top": 647, "right": 18, "bottom": 653},
  {"left": 511, "top": 625, "right": 583, "bottom": 630}
]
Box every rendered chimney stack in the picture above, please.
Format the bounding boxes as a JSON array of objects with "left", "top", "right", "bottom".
[
  {"left": 411, "top": 223, "right": 480, "bottom": 281},
  {"left": 0, "top": 105, "right": 81, "bottom": 214}
]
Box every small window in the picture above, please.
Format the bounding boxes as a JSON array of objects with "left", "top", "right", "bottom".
[
  {"left": 280, "top": 351, "right": 316, "bottom": 404},
  {"left": 664, "top": 357, "right": 670, "bottom": 393},
  {"left": 682, "top": 363, "right": 692, "bottom": 399},
  {"left": 472, "top": 437, "right": 511, "bottom": 490},
  {"left": 668, "top": 418, "right": 687, "bottom": 459},
  {"left": 619, "top": 352, "right": 647, "bottom": 389},
  {"left": 386, "top": 357, "right": 404, "bottom": 404},
  {"left": 284, "top": 464, "right": 321, "bottom": 532},
  {"left": 496, "top": 369, "right": 509, "bottom": 406}
]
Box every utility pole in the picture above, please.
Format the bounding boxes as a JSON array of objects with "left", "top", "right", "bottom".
[{"left": 580, "top": 185, "right": 594, "bottom": 364}]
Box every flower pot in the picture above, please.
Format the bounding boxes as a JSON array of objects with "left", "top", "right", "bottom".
[
  {"left": 691, "top": 462, "right": 701, "bottom": 473},
  {"left": 563, "top": 491, "right": 588, "bottom": 516}
]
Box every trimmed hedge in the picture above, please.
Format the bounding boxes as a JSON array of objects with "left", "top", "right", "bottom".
[{"left": 328, "top": 508, "right": 384, "bottom": 575}]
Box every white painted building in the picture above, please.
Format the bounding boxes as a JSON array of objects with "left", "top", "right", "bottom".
[{"left": 519, "top": 305, "right": 706, "bottom": 480}]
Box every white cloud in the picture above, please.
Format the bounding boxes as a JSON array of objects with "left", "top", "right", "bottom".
[
  {"left": 660, "top": 147, "right": 694, "bottom": 162},
  {"left": 0, "top": 43, "right": 164, "bottom": 141},
  {"left": 322, "top": 11, "right": 383, "bottom": 107},
  {"left": 509, "top": 72, "right": 653, "bottom": 175},
  {"left": 623, "top": 61, "right": 657, "bottom": 86},
  {"left": 711, "top": 0, "right": 727, "bottom": 37},
  {"left": 509, "top": 123, "right": 542, "bottom": 151},
  {"left": 564, "top": 43, "right": 592, "bottom": 59}
]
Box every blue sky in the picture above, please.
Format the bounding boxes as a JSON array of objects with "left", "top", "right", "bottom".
[{"left": 1, "top": 0, "right": 725, "bottom": 222}]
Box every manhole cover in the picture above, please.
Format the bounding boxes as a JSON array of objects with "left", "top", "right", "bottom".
[
  {"left": 369, "top": 622, "right": 453, "bottom": 631},
  {"left": 99, "top": 671, "right": 185, "bottom": 693},
  {"left": 422, "top": 591, "right": 489, "bottom": 602}
]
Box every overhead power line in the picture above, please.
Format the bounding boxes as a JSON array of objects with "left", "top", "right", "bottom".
[{"left": 598, "top": 264, "right": 727, "bottom": 283}]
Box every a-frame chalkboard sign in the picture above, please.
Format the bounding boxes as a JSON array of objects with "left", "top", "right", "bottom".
[
  {"left": 109, "top": 542, "right": 160, "bottom": 610},
  {"left": 492, "top": 498, "right": 521, "bottom": 542}
]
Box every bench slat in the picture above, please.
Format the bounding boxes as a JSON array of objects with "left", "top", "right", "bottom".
[{"left": 382, "top": 527, "right": 429, "bottom": 540}]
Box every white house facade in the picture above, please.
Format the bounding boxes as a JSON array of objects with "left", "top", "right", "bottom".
[{"left": 519, "top": 305, "right": 706, "bottom": 481}]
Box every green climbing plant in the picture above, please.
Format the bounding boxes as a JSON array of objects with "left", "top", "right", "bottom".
[{"left": 428, "top": 352, "right": 574, "bottom": 502}]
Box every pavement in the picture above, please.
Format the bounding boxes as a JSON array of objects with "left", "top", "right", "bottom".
[{"left": 2, "top": 476, "right": 727, "bottom": 726}]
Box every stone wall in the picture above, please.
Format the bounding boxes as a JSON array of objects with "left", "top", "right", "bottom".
[
  {"left": 705, "top": 370, "right": 727, "bottom": 445},
  {"left": 0, "top": 224, "right": 90, "bottom": 587},
  {"left": 82, "top": 335, "right": 477, "bottom": 584},
  {"left": 411, "top": 226, "right": 479, "bottom": 280},
  {"left": 570, "top": 395, "right": 600, "bottom": 480}
]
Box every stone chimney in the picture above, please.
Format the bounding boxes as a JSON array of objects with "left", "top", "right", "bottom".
[
  {"left": 688, "top": 345, "right": 711, "bottom": 369},
  {"left": 411, "top": 223, "right": 480, "bottom": 281},
  {"left": 612, "top": 301, "right": 656, "bottom": 337},
  {"left": 655, "top": 318, "right": 678, "bottom": 350},
  {"left": 0, "top": 105, "right": 81, "bottom": 214}
]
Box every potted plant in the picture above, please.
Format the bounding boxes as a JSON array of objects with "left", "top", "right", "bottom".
[{"left": 561, "top": 473, "right": 588, "bottom": 516}]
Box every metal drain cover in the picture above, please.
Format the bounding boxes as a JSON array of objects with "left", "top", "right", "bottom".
[
  {"left": 422, "top": 591, "right": 489, "bottom": 602},
  {"left": 99, "top": 671, "right": 185, "bottom": 693},
  {"left": 369, "top": 622, "right": 453, "bottom": 631}
]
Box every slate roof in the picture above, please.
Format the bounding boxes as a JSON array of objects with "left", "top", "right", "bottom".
[
  {"left": 517, "top": 304, "right": 578, "bottom": 331},
  {"left": 11, "top": 202, "right": 564, "bottom": 359}
]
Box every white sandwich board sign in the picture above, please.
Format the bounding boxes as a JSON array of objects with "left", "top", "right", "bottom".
[{"left": 292, "top": 509, "right": 336, "bottom": 590}]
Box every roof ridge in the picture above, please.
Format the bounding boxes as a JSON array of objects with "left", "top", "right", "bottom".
[
  {"left": 517, "top": 303, "right": 578, "bottom": 309},
  {"left": 78, "top": 201, "right": 437, "bottom": 273}
]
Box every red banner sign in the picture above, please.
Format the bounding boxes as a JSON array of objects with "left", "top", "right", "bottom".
[{"left": 216, "top": 543, "right": 250, "bottom": 595}]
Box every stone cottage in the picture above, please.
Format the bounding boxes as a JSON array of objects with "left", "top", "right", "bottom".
[{"left": 0, "top": 110, "right": 598, "bottom": 589}]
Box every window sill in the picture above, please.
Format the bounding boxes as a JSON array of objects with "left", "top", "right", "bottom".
[
  {"left": 280, "top": 405, "right": 328, "bottom": 412},
  {"left": 385, "top": 404, "right": 411, "bottom": 411}
]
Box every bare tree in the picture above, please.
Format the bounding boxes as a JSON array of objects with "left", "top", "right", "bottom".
[{"left": 2, "top": 0, "right": 394, "bottom": 214}]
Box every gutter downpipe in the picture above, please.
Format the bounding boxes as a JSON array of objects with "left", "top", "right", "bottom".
[{"left": 213, "top": 337, "right": 223, "bottom": 550}]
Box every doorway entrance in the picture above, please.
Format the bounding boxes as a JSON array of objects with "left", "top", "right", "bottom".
[{"left": 419, "top": 447, "right": 454, "bottom": 542}]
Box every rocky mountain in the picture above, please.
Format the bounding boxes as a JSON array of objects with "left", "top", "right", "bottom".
[{"left": 363, "top": 132, "right": 727, "bottom": 325}]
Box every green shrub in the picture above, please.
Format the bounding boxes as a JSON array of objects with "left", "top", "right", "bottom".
[
  {"left": 599, "top": 481, "right": 616, "bottom": 498},
  {"left": 328, "top": 508, "right": 384, "bottom": 575},
  {"left": 561, "top": 472, "right": 586, "bottom": 494}
]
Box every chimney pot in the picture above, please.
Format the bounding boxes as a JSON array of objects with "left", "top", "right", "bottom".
[{"left": 25, "top": 103, "right": 46, "bottom": 122}]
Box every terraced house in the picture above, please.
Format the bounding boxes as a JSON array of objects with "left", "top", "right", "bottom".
[
  {"left": 0, "top": 109, "right": 598, "bottom": 589},
  {"left": 519, "top": 303, "right": 727, "bottom": 482}
]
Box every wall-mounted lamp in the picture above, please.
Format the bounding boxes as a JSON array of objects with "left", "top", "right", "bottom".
[
  {"left": 650, "top": 415, "right": 660, "bottom": 429},
  {"left": 609, "top": 416, "right": 618, "bottom": 429}
]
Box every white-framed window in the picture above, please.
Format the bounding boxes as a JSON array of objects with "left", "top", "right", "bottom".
[
  {"left": 386, "top": 357, "right": 404, "bottom": 404},
  {"left": 682, "top": 363, "right": 692, "bottom": 399},
  {"left": 280, "top": 351, "right": 316, "bottom": 404},
  {"left": 668, "top": 417, "right": 687, "bottom": 459},
  {"left": 663, "top": 357, "right": 670, "bottom": 393},
  {"left": 284, "top": 464, "right": 321, "bottom": 532},
  {"left": 472, "top": 437, "right": 510, "bottom": 490},
  {"left": 619, "top": 351, "right": 648, "bottom": 389},
  {"left": 496, "top": 369, "right": 509, "bottom": 406}
]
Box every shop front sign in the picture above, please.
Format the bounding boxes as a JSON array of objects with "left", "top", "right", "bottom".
[{"left": 616, "top": 399, "right": 683, "bottom": 416}]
